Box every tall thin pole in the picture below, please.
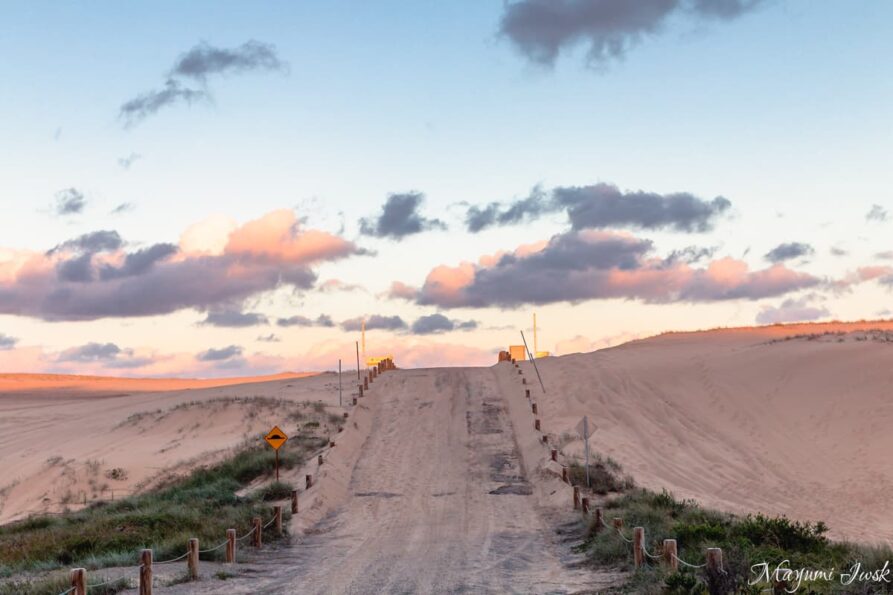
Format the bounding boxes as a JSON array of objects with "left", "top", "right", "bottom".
[
  {"left": 355, "top": 341, "right": 361, "bottom": 382},
  {"left": 338, "top": 359, "right": 342, "bottom": 407},
  {"left": 520, "top": 331, "right": 546, "bottom": 393},
  {"left": 583, "top": 416, "right": 590, "bottom": 488},
  {"left": 361, "top": 319, "right": 366, "bottom": 364}
]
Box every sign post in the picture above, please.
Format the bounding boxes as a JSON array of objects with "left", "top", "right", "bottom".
[
  {"left": 264, "top": 426, "right": 288, "bottom": 481},
  {"left": 338, "top": 359, "right": 342, "bottom": 407},
  {"left": 355, "top": 341, "right": 361, "bottom": 382}
]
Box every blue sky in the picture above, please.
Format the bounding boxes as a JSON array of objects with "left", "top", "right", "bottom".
[{"left": 1, "top": 1, "right": 891, "bottom": 375}]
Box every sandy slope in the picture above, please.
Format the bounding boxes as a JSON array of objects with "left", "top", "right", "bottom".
[
  {"left": 522, "top": 321, "right": 893, "bottom": 543},
  {"left": 0, "top": 371, "right": 326, "bottom": 523},
  {"left": 161, "top": 367, "right": 609, "bottom": 595}
]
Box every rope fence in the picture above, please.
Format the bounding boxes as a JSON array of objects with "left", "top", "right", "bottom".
[{"left": 55, "top": 503, "right": 285, "bottom": 594}]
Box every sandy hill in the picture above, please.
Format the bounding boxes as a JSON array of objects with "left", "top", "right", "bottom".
[
  {"left": 524, "top": 320, "right": 893, "bottom": 543},
  {"left": 0, "top": 371, "right": 326, "bottom": 524}
]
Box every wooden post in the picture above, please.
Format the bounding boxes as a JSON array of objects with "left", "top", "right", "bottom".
[
  {"left": 226, "top": 529, "right": 236, "bottom": 563},
  {"left": 343, "top": 412, "right": 349, "bottom": 419},
  {"left": 139, "top": 549, "right": 152, "bottom": 595},
  {"left": 581, "top": 497, "right": 590, "bottom": 515},
  {"left": 561, "top": 466, "right": 568, "bottom": 482},
  {"left": 363, "top": 376, "right": 368, "bottom": 391},
  {"left": 550, "top": 448, "right": 557, "bottom": 461},
  {"left": 573, "top": 485, "right": 580, "bottom": 510},
  {"left": 306, "top": 474, "right": 313, "bottom": 489},
  {"left": 541, "top": 434, "right": 548, "bottom": 444},
  {"left": 522, "top": 377, "right": 527, "bottom": 385},
  {"left": 594, "top": 507, "right": 603, "bottom": 533},
  {"left": 274, "top": 505, "right": 283, "bottom": 536},
  {"left": 252, "top": 517, "right": 262, "bottom": 548},
  {"left": 318, "top": 454, "right": 324, "bottom": 465},
  {"left": 663, "top": 539, "right": 678, "bottom": 571},
  {"left": 612, "top": 517, "right": 623, "bottom": 530},
  {"left": 70, "top": 568, "right": 86, "bottom": 595},
  {"left": 358, "top": 384, "right": 364, "bottom": 399},
  {"left": 291, "top": 490, "right": 299, "bottom": 514},
  {"left": 518, "top": 369, "right": 522, "bottom": 375},
  {"left": 633, "top": 527, "right": 645, "bottom": 568},
  {"left": 534, "top": 419, "right": 541, "bottom": 431},
  {"left": 352, "top": 397, "right": 357, "bottom": 405},
  {"left": 187, "top": 538, "right": 199, "bottom": 580},
  {"left": 525, "top": 389, "right": 530, "bottom": 399},
  {"left": 531, "top": 402, "right": 538, "bottom": 414},
  {"left": 706, "top": 547, "right": 723, "bottom": 573}
]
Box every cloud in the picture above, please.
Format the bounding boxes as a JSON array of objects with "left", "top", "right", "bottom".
[
  {"left": 464, "top": 183, "right": 730, "bottom": 233},
  {"left": 0, "top": 334, "right": 18, "bottom": 350},
  {"left": 411, "top": 230, "right": 819, "bottom": 308},
  {"left": 257, "top": 333, "right": 281, "bottom": 343},
  {"left": 0, "top": 209, "right": 361, "bottom": 320},
  {"left": 867, "top": 204, "right": 889, "bottom": 222},
  {"left": 119, "top": 80, "right": 209, "bottom": 127},
  {"left": 499, "top": 0, "right": 763, "bottom": 68},
  {"left": 410, "top": 313, "right": 478, "bottom": 335},
  {"left": 276, "top": 314, "right": 335, "bottom": 328},
  {"left": 764, "top": 242, "right": 814, "bottom": 263},
  {"left": 53, "top": 188, "right": 86, "bottom": 216},
  {"left": 557, "top": 185, "right": 731, "bottom": 232},
  {"left": 171, "top": 40, "right": 286, "bottom": 80},
  {"left": 57, "top": 342, "right": 122, "bottom": 362},
  {"left": 111, "top": 202, "right": 136, "bottom": 215},
  {"left": 385, "top": 281, "right": 419, "bottom": 301},
  {"left": 756, "top": 296, "right": 830, "bottom": 325},
  {"left": 117, "top": 153, "right": 142, "bottom": 169},
  {"left": 465, "top": 187, "right": 552, "bottom": 232},
  {"left": 876, "top": 251, "right": 893, "bottom": 261},
  {"left": 200, "top": 309, "right": 269, "bottom": 327},
  {"left": 359, "top": 192, "right": 446, "bottom": 240},
  {"left": 120, "top": 40, "right": 286, "bottom": 126},
  {"left": 830, "top": 246, "right": 848, "bottom": 257},
  {"left": 341, "top": 315, "right": 407, "bottom": 332},
  {"left": 318, "top": 279, "right": 364, "bottom": 293},
  {"left": 49, "top": 230, "right": 123, "bottom": 255},
  {"left": 98, "top": 243, "right": 178, "bottom": 280},
  {"left": 196, "top": 345, "right": 243, "bottom": 362}
]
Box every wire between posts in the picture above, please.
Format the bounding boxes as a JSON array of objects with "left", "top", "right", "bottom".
[
  {"left": 87, "top": 575, "right": 126, "bottom": 589},
  {"left": 237, "top": 526, "right": 256, "bottom": 542},
  {"left": 155, "top": 550, "right": 190, "bottom": 565},
  {"left": 199, "top": 539, "right": 229, "bottom": 554},
  {"left": 673, "top": 553, "right": 708, "bottom": 569},
  {"left": 56, "top": 588, "right": 76, "bottom": 595}
]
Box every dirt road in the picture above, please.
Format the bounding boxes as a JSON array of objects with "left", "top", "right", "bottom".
[{"left": 166, "top": 367, "right": 602, "bottom": 594}]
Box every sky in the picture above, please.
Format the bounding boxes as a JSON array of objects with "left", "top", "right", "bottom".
[{"left": 1, "top": 0, "right": 892, "bottom": 376}]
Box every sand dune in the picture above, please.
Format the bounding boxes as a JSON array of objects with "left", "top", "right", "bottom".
[
  {"left": 0, "top": 371, "right": 328, "bottom": 524},
  {"left": 520, "top": 320, "right": 893, "bottom": 543}
]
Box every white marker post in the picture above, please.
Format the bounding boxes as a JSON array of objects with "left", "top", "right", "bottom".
[{"left": 576, "top": 415, "right": 594, "bottom": 488}]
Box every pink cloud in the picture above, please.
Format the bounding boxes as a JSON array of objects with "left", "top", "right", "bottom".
[
  {"left": 0, "top": 210, "right": 363, "bottom": 321},
  {"left": 411, "top": 230, "right": 820, "bottom": 308}
]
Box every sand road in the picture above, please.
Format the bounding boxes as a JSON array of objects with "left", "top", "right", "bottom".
[{"left": 164, "top": 367, "right": 599, "bottom": 595}]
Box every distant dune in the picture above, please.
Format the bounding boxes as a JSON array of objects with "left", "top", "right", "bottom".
[
  {"left": 0, "top": 371, "right": 316, "bottom": 395},
  {"left": 524, "top": 319, "right": 893, "bottom": 543}
]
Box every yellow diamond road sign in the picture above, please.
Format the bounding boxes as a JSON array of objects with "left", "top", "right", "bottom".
[{"left": 264, "top": 425, "right": 288, "bottom": 451}]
